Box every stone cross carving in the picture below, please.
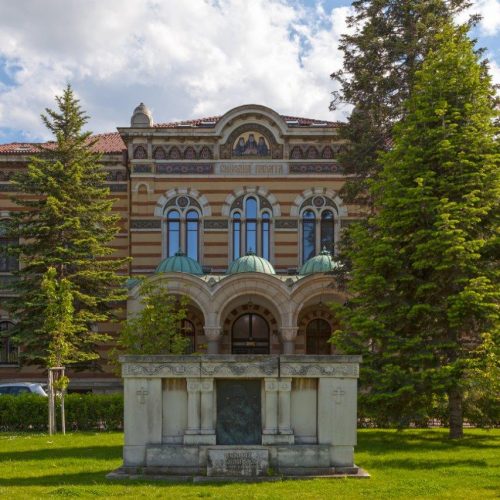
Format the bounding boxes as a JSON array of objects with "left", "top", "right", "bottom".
[
  {"left": 333, "top": 387, "right": 346, "bottom": 405},
  {"left": 136, "top": 386, "right": 149, "bottom": 404}
]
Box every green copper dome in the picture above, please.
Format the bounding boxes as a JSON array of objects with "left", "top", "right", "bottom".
[
  {"left": 227, "top": 251, "right": 276, "bottom": 275},
  {"left": 155, "top": 251, "right": 204, "bottom": 275},
  {"left": 299, "top": 248, "right": 339, "bottom": 275}
]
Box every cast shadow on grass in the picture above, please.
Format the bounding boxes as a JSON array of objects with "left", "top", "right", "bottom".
[
  {"left": 357, "top": 430, "right": 498, "bottom": 454},
  {"left": 0, "top": 445, "right": 122, "bottom": 462},
  {"left": 366, "top": 458, "right": 489, "bottom": 470}
]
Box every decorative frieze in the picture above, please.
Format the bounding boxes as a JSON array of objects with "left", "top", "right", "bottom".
[
  {"left": 132, "top": 164, "right": 153, "bottom": 173},
  {"left": 275, "top": 219, "right": 298, "bottom": 230},
  {"left": 203, "top": 219, "right": 229, "bottom": 230},
  {"left": 0, "top": 183, "right": 17, "bottom": 192},
  {"left": 290, "top": 164, "right": 344, "bottom": 174},
  {"left": 156, "top": 164, "right": 214, "bottom": 175}
]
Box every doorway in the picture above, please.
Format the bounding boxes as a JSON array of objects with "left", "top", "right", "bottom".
[{"left": 231, "top": 313, "right": 270, "bottom": 354}]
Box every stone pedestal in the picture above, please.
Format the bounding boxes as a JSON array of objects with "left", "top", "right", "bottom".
[{"left": 114, "top": 354, "right": 365, "bottom": 479}]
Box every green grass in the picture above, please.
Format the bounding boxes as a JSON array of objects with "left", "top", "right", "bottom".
[{"left": 0, "top": 429, "right": 498, "bottom": 499}]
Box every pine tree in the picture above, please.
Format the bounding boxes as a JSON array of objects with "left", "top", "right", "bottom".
[
  {"left": 331, "top": 0, "right": 475, "bottom": 202},
  {"left": 5, "top": 85, "right": 128, "bottom": 366},
  {"left": 332, "top": 23, "right": 499, "bottom": 438}
]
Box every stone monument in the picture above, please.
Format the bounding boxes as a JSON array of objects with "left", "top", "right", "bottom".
[{"left": 108, "top": 355, "right": 369, "bottom": 480}]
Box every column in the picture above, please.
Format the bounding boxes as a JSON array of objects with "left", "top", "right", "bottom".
[
  {"left": 200, "top": 378, "right": 216, "bottom": 444},
  {"left": 262, "top": 378, "right": 279, "bottom": 444},
  {"left": 280, "top": 327, "right": 299, "bottom": 354},
  {"left": 184, "top": 378, "right": 201, "bottom": 442},
  {"left": 278, "top": 378, "right": 294, "bottom": 444},
  {"left": 204, "top": 326, "right": 222, "bottom": 354}
]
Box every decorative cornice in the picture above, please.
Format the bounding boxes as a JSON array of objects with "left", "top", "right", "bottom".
[
  {"left": 156, "top": 164, "right": 214, "bottom": 175},
  {"left": 130, "top": 219, "right": 161, "bottom": 229},
  {"left": 290, "top": 164, "right": 344, "bottom": 174}
]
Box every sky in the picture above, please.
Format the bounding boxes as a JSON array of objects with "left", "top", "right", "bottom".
[{"left": 0, "top": 0, "right": 499, "bottom": 144}]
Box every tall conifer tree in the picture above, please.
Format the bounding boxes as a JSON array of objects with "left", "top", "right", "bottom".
[
  {"left": 333, "top": 24, "right": 499, "bottom": 438},
  {"left": 5, "top": 85, "right": 128, "bottom": 365},
  {"left": 331, "top": 0, "right": 474, "bottom": 202}
]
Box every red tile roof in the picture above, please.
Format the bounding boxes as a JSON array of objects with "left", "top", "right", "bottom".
[{"left": 0, "top": 114, "right": 340, "bottom": 155}]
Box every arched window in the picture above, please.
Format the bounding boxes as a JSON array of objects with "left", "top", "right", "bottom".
[
  {"left": 261, "top": 212, "right": 270, "bottom": 261},
  {"left": 232, "top": 313, "right": 270, "bottom": 354},
  {"left": 302, "top": 210, "right": 316, "bottom": 263},
  {"left": 0, "top": 321, "right": 18, "bottom": 365},
  {"left": 306, "top": 318, "right": 331, "bottom": 355},
  {"left": 185, "top": 210, "right": 199, "bottom": 261},
  {"left": 245, "top": 197, "right": 258, "bottom": 253},
  {"left": 166, "top": 210, "right": 181, "bottom": 257},
  {"left": 232, "top": 212, "right": 241, "bottom": 260},
  {"left": 299, "top": 198, "right": 337, "bottom": 263},
  {"left": 181, "top": 319, "right": 196, "bottom": 354},
  {"left": 320, "top": 210, "right": 335, "bottom": 255},
  {"left": 230, "top": 196, "right": 273, "bottom": 261}
]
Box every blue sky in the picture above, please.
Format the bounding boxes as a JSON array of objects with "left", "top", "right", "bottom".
[{"left": 0, "top": 0, "right": 498, "bottom": 144}]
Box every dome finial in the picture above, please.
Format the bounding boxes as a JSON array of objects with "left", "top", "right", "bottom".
[{"left": 131, "top": 102, "right": 153, "bottom": 127}]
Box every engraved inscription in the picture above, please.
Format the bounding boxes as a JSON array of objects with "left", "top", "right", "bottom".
[
  {"left": 136, "top": 387, "right": 148, "bottom": 404},
  {"left": 207, "top": 449, "right": 269, "bottom": 477}
]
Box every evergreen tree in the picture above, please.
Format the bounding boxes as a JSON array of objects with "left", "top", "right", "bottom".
[
  {"left": 331, "top": 0, "right": 475, "bottom": 202},
  {"left": 5, "top": 85, "right": 128, "bottom": 365},
  {"left": 332, "top": 24, "right": 499, "bottom": 438}
]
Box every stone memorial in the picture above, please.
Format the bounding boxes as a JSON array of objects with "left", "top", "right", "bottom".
[{"left": 108, "top": 355, "right": 369, "bottom": 480}]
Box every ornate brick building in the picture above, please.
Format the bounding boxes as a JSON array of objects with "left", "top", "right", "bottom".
[{"left": 0, "top": 104, "right": 368, "bottom": 392}]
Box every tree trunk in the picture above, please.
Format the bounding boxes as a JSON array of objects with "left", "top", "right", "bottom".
[{"left": 448, "top": 386, "right": 463, "bottom": 439}]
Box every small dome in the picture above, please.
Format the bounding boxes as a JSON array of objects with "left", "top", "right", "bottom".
[
  {"left": 155, "top": 251, "right": 203, "bottom": 275},
  {"left": 125, "top": 277, "right": 141, "bottom": 289},
  {"left": 227, "top": 251, "right": 276, "bottom": 275},
  {"left": 131, "top": 102, "right": 153, "bottom": 127},
  {"left": 299, "top": 248, "right": 340, "bottom": 275}
]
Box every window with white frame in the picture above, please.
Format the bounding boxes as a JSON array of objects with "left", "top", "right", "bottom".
[
  {"left": 300, "top": 195, "right": 337, "bottom": 263},
  {"left": 163, "top": 196, "right": 201, "bottom": 260},
  {"left": 231, "top": 195, "right": 272, "bottom": 261}
]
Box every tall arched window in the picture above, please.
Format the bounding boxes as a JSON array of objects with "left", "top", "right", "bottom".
[
  {"left": 320, "top": 210, "right": 334, "bottom": 255},
  {"left": 0, "top": 321, "right": 18, "bottom": 365},
  {"left": 299, "top": 197, "right": 337, "bottom": 263},
  {"left": 261, "top": 212, "right": 270, "bottom": 261},
  {"left": 306, "top": 318, "right": 331, "bottom": 355},
  {"left": 232, "top": 212, "right": 241, "bottom": 260},
  {"left": 186, "top": 210, "right": 199, "bottom": 261},
  {"left": 302, "top": 210, "right": 316, "bottom": 263},
  {"left": 230, "top": 196, "right": 273, "bottom": 261},
  {"left": 245, "top": 197, "right": 258, "bottom": 253},
  {"left": 166, "top": 209, "right": 181, "bottom": 257}
]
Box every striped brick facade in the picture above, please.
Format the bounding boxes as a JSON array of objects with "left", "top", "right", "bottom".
[{"left": 0, "top": 104, "right": 368, "bottom": 392}]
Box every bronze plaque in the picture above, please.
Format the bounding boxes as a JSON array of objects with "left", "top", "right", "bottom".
[{"left": 216, "top": 380, "right": 261, "bottom": 445}]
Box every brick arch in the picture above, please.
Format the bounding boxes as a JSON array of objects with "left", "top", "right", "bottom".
[
  {"left": 221, "top": 186, "right": 281, "bottom": 217},
  {"left": 167, "top": 146, "right": 182, "bottom": 160},
  {"left": 296, "top": 303, "right": 339, "bottom": 355},
  {"left": 199, "top": 146, "right": 213, "bottom": 159},
  {"left": 154, "top": 187, "right": 212, "bottom": 217},
  {"left": 221, "top": 301, "right": 280, "bottom": 354},
  {"left": 305, "top": 146, "right": 319, "bottom": 159},
  {"left": 184, "top": 146, "right": 196, "bottom": 160},
  {"left": 290, "top": 187, "right": 348, "bottom": 217},
  {"left": 321, "top": 146, "right": 334, "bottom": 159},
  {"left": 290, "top": 146, "right": 303, "bottom": 159},
  {"left": 133, "top": 144, "right": 147, "bottom": 159},
  {"left": 220, "top": 122, "right": 283, "bottom": 160},
  {"left": 153, "top": 146, "right": 167, "bottom": 160}
]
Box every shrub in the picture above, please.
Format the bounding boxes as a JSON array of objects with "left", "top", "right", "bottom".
[{"left": 0, "top": 393, "right": 123, "bottom": 432}]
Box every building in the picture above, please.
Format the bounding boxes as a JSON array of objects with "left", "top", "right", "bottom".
[{"left": 0, "top": 104, "right": 368, "bottom": 392}]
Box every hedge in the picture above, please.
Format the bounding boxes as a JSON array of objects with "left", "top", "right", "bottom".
[{"left": 0, "top": 393, "right": 123, "bottom": 432}]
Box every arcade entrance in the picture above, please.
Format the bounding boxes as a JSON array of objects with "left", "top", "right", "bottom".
[{"left": 231, "top": 313, "right": 270, "bottom": 354}]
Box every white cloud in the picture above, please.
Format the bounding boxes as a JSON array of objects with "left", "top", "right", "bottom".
[
  {"left": 475, "top": 0, "right": 500, "bottom": 36},
  {"left": 0, "top": 0, "right": 352, "bottom": 141}
]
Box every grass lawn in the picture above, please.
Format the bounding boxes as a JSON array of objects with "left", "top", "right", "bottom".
[{"left": 0, "top": 429, "right": 498, "bottom": 499}]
